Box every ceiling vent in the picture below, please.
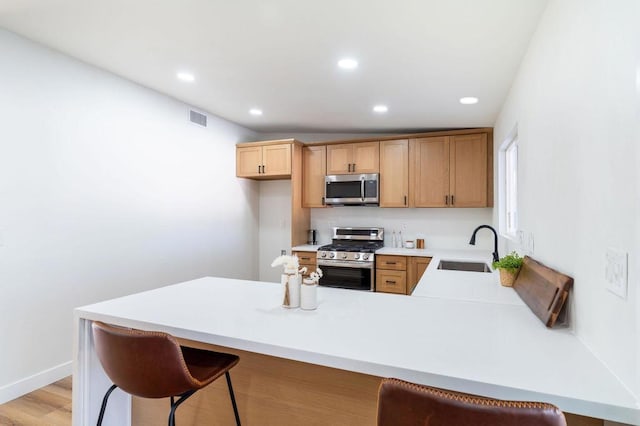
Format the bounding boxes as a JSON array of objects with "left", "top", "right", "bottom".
[{"left": 189, "top": 110, "right": 207, "bottom": 127}]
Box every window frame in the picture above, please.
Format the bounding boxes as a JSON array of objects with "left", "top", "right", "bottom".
[{"left": 498, "top": 126, "right": 519, "bottom": 241}]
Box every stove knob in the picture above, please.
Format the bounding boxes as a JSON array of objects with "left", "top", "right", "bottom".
[
  {"left": 329, "top": 253, "right": 335, "bottom": 259},
  {"left": 362, "top": 254, "right": 370, "bottom": 260},
  {"left": 320, "top": 252, "right": 327, "bottom": 258},
  {"left": 341, "top": 253, "right": 348, "bottom": 259},
  {"left": 353, "top": 253, "right": 360, "bottom": 260}
]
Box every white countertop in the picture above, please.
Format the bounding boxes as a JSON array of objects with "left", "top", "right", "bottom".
[
  {"left": 76, "top": 276, "right": 639, "bottom": 424},
  {"left": 291, "top": 244, "right": 323, "bottom": 252},
  {"left": 411, "top": 250, "right": 524, "bottom": 306}
]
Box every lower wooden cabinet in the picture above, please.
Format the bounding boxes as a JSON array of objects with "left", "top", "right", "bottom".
[
  {"left": 407, "top": 256, "right": 431, "bottom": 295},
  {"left": 376, "top": 255, "right": 432, "bottom": 295},
  {"left": 293, "top": 251, "right": 317, "bottom": 277}
]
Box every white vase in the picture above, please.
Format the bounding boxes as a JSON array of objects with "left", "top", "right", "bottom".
[
  {"left": 282, "top": 271, "right": 301, "bottom": 308},
  {"left": 301, "top": 278, "right": 318, "bottom": 310}
]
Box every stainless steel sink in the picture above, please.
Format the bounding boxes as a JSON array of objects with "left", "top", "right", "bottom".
[{"left": 437, "top": 260, "right": 492, "bottom": 273}]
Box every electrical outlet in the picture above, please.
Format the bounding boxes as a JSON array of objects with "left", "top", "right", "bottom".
[
  {"left": 525, "top": 232, "right": 535, "bottom": 254},
  {"left": 605, "top": 248, "right": 628, "bottom": 299}
]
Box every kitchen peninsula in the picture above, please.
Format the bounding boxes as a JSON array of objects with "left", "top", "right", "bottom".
[{"left": 73, "top": 270, "right": 639, "bottom": 425}]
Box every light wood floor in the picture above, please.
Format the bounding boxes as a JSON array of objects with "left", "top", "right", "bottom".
[{"left": 0, "top": 377, "right": 72, "bottom": 426}]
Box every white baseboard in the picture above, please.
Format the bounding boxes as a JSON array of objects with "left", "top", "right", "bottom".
[{"left": 0, "top": 361, "right": 72, "bottom": 404}]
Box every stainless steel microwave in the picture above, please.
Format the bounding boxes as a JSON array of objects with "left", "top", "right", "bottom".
[{"left": 324, "top": 174, "right": 379, "bottom": 206}]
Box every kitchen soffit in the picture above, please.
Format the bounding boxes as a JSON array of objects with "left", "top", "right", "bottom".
[{"left": 0, "top": 0, "right": 548, "bottom": 132}]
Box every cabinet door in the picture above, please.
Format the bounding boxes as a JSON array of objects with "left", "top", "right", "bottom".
[
  {"left": 380, "top": 140, "right": 408, "bottom": 207},
  {"left": 411, "top": 137, "right": 450, "bottom": 207},
  {"left": 262, "top": 144, "right": 291, "bottom": 176},
  {"left": 326, "top": 144, "right": 352, "bottom": 174},
  {"left": 236, "top": 146, "right": 263, "bottom": 177},
  {"left": 450, "top": 134, "right": 488, "bottom": 207},
  {"left": 302, "top": 145, "right": 327, "bottom": 207},
  {"left": 352, "top": 142, "right": 380, "bottom": 174},
  {"left": 407, "top": 256, "right": 431, "bottom": 295}
]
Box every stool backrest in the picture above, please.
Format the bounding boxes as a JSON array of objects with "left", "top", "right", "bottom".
[
  {"left": 377, "top": 378, "right": 567, "bottom": 426},
  {"left": 92, "top": 321, "right": 198, "bottom": 398}
]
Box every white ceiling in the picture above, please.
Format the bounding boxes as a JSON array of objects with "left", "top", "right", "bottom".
[{"left": 0, "top": 0, "right": 548, "bottom": 132}]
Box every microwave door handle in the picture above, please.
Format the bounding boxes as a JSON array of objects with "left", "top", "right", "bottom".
[{"left": 361, "top": 178, "right": 365, "bottom": 202}]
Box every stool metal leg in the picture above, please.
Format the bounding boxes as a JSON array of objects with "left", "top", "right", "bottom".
[
  {"left": 168, "top": 389, "right": 197, "bottom": 426},
  {"left": 97, "top": 384, "right": 118, "bottom": 426},
  {"left": 225, "top": 371, "right": 241, "bottom": 426}
]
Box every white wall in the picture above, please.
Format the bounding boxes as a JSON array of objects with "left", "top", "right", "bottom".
[
  {"left": 258, "top": 180, "right": 292, "bottom": 282},
  {"left": 0, "top": 29, "right": 259, "bottom": 402},
  {"left": 493, "top": 0, "right": 640, "bottom": 398}
]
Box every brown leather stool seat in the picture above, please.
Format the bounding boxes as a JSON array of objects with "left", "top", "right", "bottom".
[
  {"left": 377, "top": 378, "right": 566, "bottom": 426},
  {"left": 92, "top": 321, "right": 241, "bottom": 426}
]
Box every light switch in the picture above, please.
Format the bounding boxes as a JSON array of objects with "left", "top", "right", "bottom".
[{"left": 605, "top": 248, "right": 628, "bottom": 299}]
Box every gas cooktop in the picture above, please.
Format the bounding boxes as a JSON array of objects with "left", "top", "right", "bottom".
[{"left": 317, "top": 227, "right": 384, "bottom": 263}]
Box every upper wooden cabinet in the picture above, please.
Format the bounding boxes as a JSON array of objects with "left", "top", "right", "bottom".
[
  {"left": 410, "top": 133, "right": 491, "bottom": 208},
  {"left": 450, "top": 134, "right": 489, "bottom": 207},
  {"left": 410, "top": 136, "right": 450, "bottom": 207},
  {"left": 302, "top": 145, "right": 327, "bottom": 207},
  {"left": 326, "top": 142, "right": 379, "bottom": 174},
  {"left": 236, "top": 142, "right": 291, "bottom": 179},
  {"left": 380, "top": 140, "right": 409, "bottom": 208}
]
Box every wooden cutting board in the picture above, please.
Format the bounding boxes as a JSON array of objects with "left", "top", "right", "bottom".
[{"left": 513, "top": 256, "right": 573, "bottom": 328}]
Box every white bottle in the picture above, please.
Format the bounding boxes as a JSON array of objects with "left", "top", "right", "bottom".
[
  {"left": 399, "top": 231, "right": 403, "bottom": 248},
  {"left": 392, "top": 230, "right": 397, "bottom": 248}
]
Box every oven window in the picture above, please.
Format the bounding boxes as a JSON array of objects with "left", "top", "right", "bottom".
[
  {"left": 326, "top": 181, "right": 362, "bottom": 199},
  {"left": 320, "top": 265, "right": 372, "bottom": 291}
]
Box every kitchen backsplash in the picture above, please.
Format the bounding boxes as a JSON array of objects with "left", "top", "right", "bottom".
[{"left": 311, "top": 207, "right": 495, "bottom": 250}]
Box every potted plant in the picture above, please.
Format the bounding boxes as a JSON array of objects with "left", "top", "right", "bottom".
[{"left": 492, "top": 251, "right": 524, "bottom": 287}]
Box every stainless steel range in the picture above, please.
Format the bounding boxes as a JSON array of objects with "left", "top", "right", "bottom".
[{"left": 317, "top": 227, "right": 384, "bottom": 291}]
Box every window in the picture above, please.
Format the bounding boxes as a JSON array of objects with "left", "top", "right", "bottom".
[{"left": 499, "top": 128, "right": 518, "bottom": 239}]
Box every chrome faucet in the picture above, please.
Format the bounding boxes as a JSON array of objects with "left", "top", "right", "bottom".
[{"left": 469, "top": 225, "right": 499, "bottom": 263}]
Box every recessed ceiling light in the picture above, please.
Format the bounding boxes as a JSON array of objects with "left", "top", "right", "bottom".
[
  {"left": 373, "top": 105, "right": 388, "bottom": 113},
  {"left": 337, "top": 58, "right": 358, "bottom": 70},
  {"left": 249, "top": 108, "right": 263, "bottom": 116},
  {"left": 459, "top": 97, "right": 479, "bottom": 105},
  {"left": 176, "top": 72, "right": 195, "bottom": 82}
]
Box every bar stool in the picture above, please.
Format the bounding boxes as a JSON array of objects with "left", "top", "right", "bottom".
[
  {"left": 377, "top": 378, "right": 566, "bottom": 426},
  {"left": 92, "top": 321, "right": 241, "bottom": 426}
]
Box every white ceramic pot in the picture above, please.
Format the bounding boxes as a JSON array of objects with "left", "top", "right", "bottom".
[
  {"left": 301, "top": 279, "right": 318, "bottom": 310},
  {"left": 282, "top": 271, "right": 300, "bottom": 308}
]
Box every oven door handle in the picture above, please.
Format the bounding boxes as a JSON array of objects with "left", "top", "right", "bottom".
[{"left": 317, "top": 259, "right": 374, "bottom": 269}]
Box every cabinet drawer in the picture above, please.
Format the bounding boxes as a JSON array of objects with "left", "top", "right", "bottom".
[
  {"left": 376, "top": 270, "right": 407, "bottom": 294},
  {"left": 293, "top": 251, "right": 317, "bottom": 265},
  {"left": 376, "top": 255, "right": 407, "bottom": 271}
]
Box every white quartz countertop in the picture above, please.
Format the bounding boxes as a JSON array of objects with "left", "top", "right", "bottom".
[
  {"left": 291, "top": 244, "right": 323, "bottom": 252},
  {"left": 76, "top": 276, "right": 639, "bottom": 424},
  {"left": 410, "top": 250, "right": 524, "bottom": 306}
]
